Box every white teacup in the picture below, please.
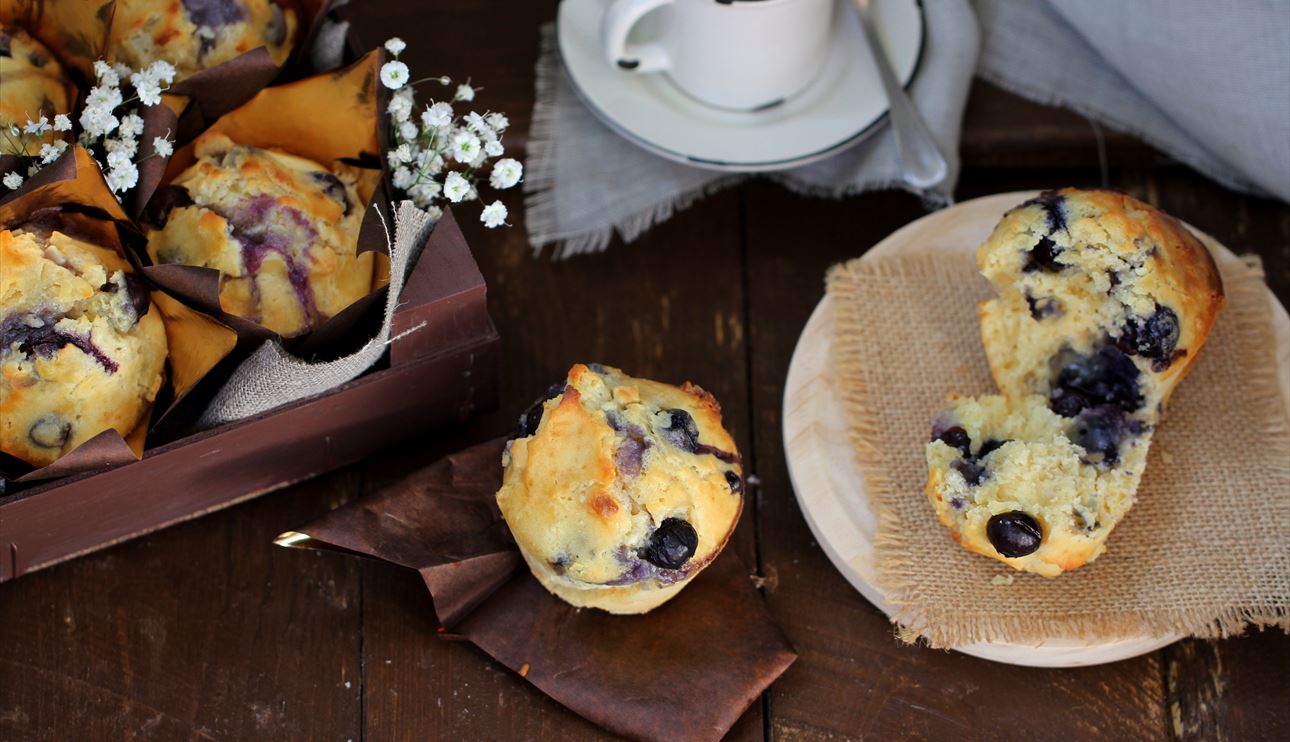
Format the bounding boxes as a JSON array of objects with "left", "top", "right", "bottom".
[{"left": 601, "top": 0, "right": 836, "bottom": 112}]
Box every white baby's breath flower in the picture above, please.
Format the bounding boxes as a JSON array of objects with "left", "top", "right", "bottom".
[
  {"left": 388, "top": 143, "right": 414, "bottom": 167},
  {"left": 147, "top": 60, "right": 176, "bottom": 85},
  {"left": 442, "top": 171, "right": 471, "bottom": 202},
  {"left": 453, "top": 83, "right": 475, "bottom": 102},
  {"left": 387, "top": 90, "right": 413, "bottom": 121},
  {"left": 38, "top": 143, "right": 62, "bottom": 164},
  {"left": 94, "top": 60, "right": 119, "bottom": 87},
  {"left": 119, "top": 113, "right": 145, "bottom": 138},
  {"left": 86, "top": 85, "right": 124, "bottom": 111},
  {"left": 479, "top": 200, "right": 507, "bottom": 228},
  {"left": 23, "top": 116, "right": 50, "bottom": 136},
  {"left": 153, "top": 136, "right": 173, "bottom": 158},
  {"left": 483, "top": 139, "right": 504, "bottom": 158},
  {"left": 104, "top": 137, "right": 138, "bottom": 157},
  {"left": 112, "top": 62, "right": 133, "bottom": 80},
  {"left": 384, "top": 37, "right": 407, "bottom": 56},
  {"left": 135, "top": 80, "right": 162, "bottom": 106},
  {"left": 422, "top": 101, "right": 452, "bottom": 128},
  {"left": 380, "top": 60, "right": 410, "bottom": 90},
  {"left": 392, "top": 166, "right": 416, "bottom": 191},
  {"left": 464, "top": 111, "right": 491, "bottom": 137},
  {"left": 485, "top": 112, "right": 509, "bottom": 132},
  {"left": 449, "top": 129, "right": 480, "bottom": 163},
  {"left": 398, "top": 120, "right": 418, "bottom": 142},
  {"left": 53, "top": 114, "right": 72, "bottom": 132},
  {"left": 2, "top": 172, "right": 23, "bottom": 190},
  {"left": 105, "top": 162, "right": 139, "bottom": 193},
  {"left": 423, "top": 204, "right": 443, "bottom": 222},
  {"left": 417, "top": 150, "right": 444, "bottom": 175},
  {"left": 26, "top": 163, "right": 40, "bottom": 176},
  {"left": 106, "top": 149, "right": 132, "bottom": 170},
  {"left": 80, "top": 108, "right": 119, "bottom": 138},
  {"left": 489, "top": 158, "right": 523, "bottom": 190},
  {"left": 408, "top": 179, "right": 441, "bottom": 205}
]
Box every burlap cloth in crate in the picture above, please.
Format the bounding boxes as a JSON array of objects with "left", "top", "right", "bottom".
[{"left": 826, "top": 252, "right": 1289, "bottom": 647}]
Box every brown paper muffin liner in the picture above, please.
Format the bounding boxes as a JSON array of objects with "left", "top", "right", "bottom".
[
  {"left": 278, "top": 438, "right": 798, "bottom": 742},
  {"left": 138, "top": 49, "right": 390, "bottom": 347},
  {"left": 0, "top": 146, "right": 235, "bottom": 481},
  {"left": 826, "top": 251, "right": 1290, "bottom": 647}
]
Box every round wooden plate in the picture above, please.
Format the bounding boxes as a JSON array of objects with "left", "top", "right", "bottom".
[{"left": 782, "top": 191, "right": 1290, "bottom": 668}]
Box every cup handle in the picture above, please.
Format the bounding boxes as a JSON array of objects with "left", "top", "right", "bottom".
[{"left": 600, "top": 0, "right": 674, "bottom": 73}]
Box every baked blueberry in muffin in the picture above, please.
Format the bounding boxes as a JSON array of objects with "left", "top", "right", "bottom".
[
  {"left": 108, "top": 0, "right": 298, "bottom": 80},
  {"left": 145, "top": 132, "right": 372, "bottom": 337},
  {"left": 926, "top": 189, "right": 1223, "bottom": 576},
  {"left": 0, "top": 25, "right": 75, "bottom": 155},
  {"left": 496, "top": 363, "right": 743, "bottom": 614},
  {"left": 0, "top": 221, "right": 167, "bottom": 467}
]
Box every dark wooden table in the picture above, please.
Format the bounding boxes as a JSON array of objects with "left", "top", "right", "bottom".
[{"left": 3, "top": 2, "right": 1288, "bottom": 739}]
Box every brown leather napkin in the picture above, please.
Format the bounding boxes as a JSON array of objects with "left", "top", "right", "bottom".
[{"left": 279, "top": 438, "right": 796, "bottom": 742}]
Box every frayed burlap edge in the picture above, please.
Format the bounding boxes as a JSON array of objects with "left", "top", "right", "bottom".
[{"left": 826, "top": 252, "right": 1290, "bottom": 648}]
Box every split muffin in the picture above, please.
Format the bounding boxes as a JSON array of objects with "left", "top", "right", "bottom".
[
  {"left": 926, "top": 189, "right": 1224, "bottom": 576},
  {"left": 108, "top": 0, "right": 298, "bottom": 80},
  {"left": 496, "top": 363, "right": 744, "bottom": 614}
]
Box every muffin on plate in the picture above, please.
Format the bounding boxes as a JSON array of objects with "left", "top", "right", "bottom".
[
  {"left": 145, "top": 132, "right": 372, "bottom": 337},
  {"left": 0, "top": 25, "right": 75, "bottom": 155},
  {"left": 108, "top": 0, "right": 298, "bottom": 80},
  {"left": 977, "top": 188, "right": 1225, "bottom": 423},
  {"left": 0, "top": 219, "right": 167, "bottom": 467},
  {"left": 926, "top": 394, "right": 1151, "bottom": 577},
  {"left": 496, "top": 363, "right": 744, "bottom": 614},
  {"left": 925, "top": 189, "right": 1223, "bottom": 576}
]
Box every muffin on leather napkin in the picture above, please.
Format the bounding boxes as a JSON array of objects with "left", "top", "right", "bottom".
[
  {"left": 0, "top": 24, "right": 75, "bottom": 154},
  {"left": 926, "top": 189, "right": 1223, "bottom": 576},
  {"left": 496, "top": 363, "right": 744, "bottom": 614},
  {"left": 108, "top": 0, "right": 298, "bottom": 80},
  {"left": 0, "top": 221, "right": 167, "bottom": 467},
  {"left": 145, "top": 132, "right": 372, "bottom": 337}
]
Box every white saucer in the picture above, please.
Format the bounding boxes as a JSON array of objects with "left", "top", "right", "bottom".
[
  {"left": 556, "top": 0, "right": 925, "bottom": 172},
  {"left": 782, "top": 191, "right": 1290, "bottom": 668}
]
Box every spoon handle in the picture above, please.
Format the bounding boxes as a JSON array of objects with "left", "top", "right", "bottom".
[{"left": 853, "top": 0, "right": 948, "bottom": 189}]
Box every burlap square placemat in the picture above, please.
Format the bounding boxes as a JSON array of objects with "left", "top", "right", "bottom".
[{"left": 826, "top": 253, "right": 1290, "bottom": 647}]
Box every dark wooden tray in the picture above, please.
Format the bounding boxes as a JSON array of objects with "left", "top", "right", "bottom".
[{"left": 0, "top": 209, "right": 500, "bottom": 581}]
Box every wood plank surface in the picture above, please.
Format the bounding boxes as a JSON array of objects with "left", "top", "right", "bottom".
[{"left": 0, "top": 1, "right": 1287, "bottom": 740}]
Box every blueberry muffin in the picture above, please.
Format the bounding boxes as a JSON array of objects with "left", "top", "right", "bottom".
[
  {"left": 145, "top": 132, "right": 372, "bottom": 337},
  {"left": 108, "top": 0, "right": 298, "bottom": 80},
  {"left": 978, "top": 189, "right": 1225, "bottom": 424},
  {"left": 926, "top": 394, "right": 1152, "bottom": 577},
  {"left": 496, "top": 363, "right": 744, "bottom": 614},
  {"left": 0, "top": 25, "right": 75, "bottom": 155},
  {"left": 0, "top": 221, "right": 167, "bottom": 467}
]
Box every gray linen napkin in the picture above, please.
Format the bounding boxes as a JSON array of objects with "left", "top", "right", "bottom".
[
  {"left": 525, "top": 0, "right": 981, "bottom": 258},
  {"left": 976, "top": 0, "right": 1290, "bottom": 203}
]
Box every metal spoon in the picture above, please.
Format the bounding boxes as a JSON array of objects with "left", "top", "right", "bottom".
[{"left": 852, "top": 0, "right": 948, "bottom": 189}]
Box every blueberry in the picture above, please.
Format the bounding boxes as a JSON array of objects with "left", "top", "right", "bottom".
[
  {"left": 1116, "top": 305, "right": 1180, "bottom": 362},
  {"left": 28, "top": 416, "right": 71, "bottom": 449},
  {"left": 725, "top": 470, "right": 742, "bottom": 494},
  {"left": 181, "top": 0, "right": 248, "bottom": 28},
  {"left": 1071, "top": 405, "right": 1140, "bottom": 467},
  {"left": 1022, "top": 236, "right": 1065, "bottom": 273},
  {"left": 953, "top": 459, "right": 987, "bottom": 486},
  {"left": 640, "top": 518, "right": 698, "bottom": 570},
  {"left": 310, "top": 171, "right": 352, "bottom": 215},
  {"left": 1050, "top": 345, "right": 1143, "bottom": 413},
  {"left": 987, "top": 511, "right": 1043, "bottom": 557},
  {"left": 934, "top": 426, "right": 972, "bottom": 456},
  {"left": 659, "top": 408, "right": 700, "bottom": 453},
  {"left": 0, "top": 30, "right": 11, "bottom": 57},
  {"left": 976, "top": 439, "right": 1007, "bottom": 458},
  {"left": 266, "top": 3, "right": 288, "bottom": 44},
  {"left": 1049, "top": 389, "right": 1089, "bottom": 418},
  {"left": 1025, "top": 291, "right": 1062, "bottom": 319},
  {"left": 514, "top": 382, "right": 566, "bottom": 439},
  {"left": 1021, "top": 191, "right": 1067, "bottom": 232}
]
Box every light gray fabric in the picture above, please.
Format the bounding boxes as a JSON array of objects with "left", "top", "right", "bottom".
[
  {"left": 198, "top": 202, "right": 434, "bottom": 427},
  {"left": 525, "top": 0, "right": 981, "bottom": 258},
  {"left": 526, "top": 0, "right": 1290, "bottom": 257},
  {"left": 976, "top": 0, "right": 1290, "bottom": 202}
]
